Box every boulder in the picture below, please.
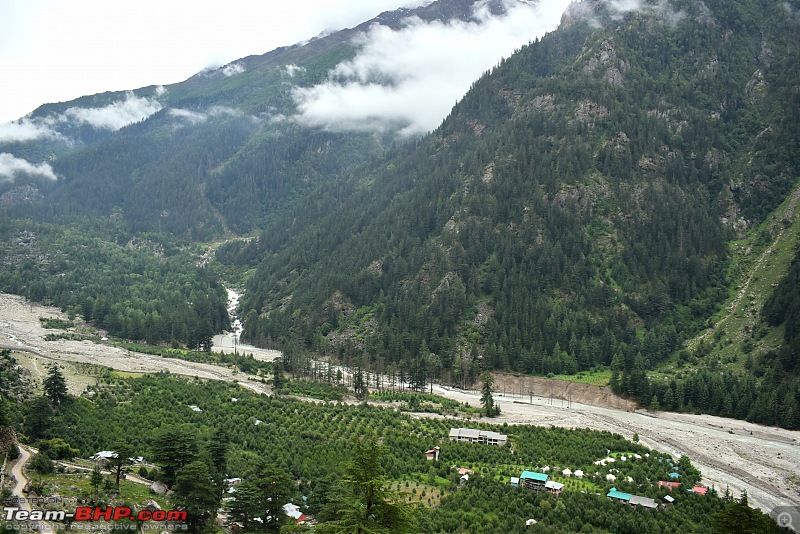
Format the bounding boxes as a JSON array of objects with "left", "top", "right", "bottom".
[{"left": 149, "top": 481, "right": 168, "bottom": 495}]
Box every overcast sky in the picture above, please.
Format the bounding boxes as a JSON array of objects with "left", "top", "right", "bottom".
[
  {"left": 0, "top": 0, "right": 435, "bottom": 123},
  {"left": 0, "top": 0, "right": 576, "bottom": 131}
]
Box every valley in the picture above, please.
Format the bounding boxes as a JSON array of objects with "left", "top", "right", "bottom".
[
  {"left": 2, "top": 291, "right": 798, "bottom": 516},
  {"left": 1, "top": 0, "right": 799, "bottom": 530}
]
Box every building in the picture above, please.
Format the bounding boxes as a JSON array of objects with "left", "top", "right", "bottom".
[
  {"left": 629, "top": 495, "right": 658, "bottom": 509},
  {"left": 449, "top": 428, "right": 507, "bottom": 446},
  {"left": 664, "top": 495, "right": 675, "bottom": 505},
  {"left": 692, "top": 486, "right": 708, "bottom": 496},
  {"left": 658, "top": 480, "right": 680, "bottom": 490},
  {"left": 574, "top": 470, "right": 584, "bottom": 480},
  {"left": 520, "top": 471, "right": 549, "bottom": 490},
  {"left": 545, "top": 480, "right": 564, "bottom": 496},
  {"left": 510, "top": 477, "right": 520, "bottom": 487},
  {"left": 607, "top": 488, "right": 632, "bottom": 502},
  {"left": 425, "top": 446, "right": 440, "bottom": 461},
  {"left": 283, "top": 504, "right": 307, "bottom": 525}
]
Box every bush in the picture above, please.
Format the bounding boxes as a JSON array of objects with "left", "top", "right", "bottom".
[{"left": 31, "top": 452, "right": 54, "bottom": 474}]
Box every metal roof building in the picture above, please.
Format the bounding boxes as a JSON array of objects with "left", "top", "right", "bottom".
[
  {"left": 607, "top": 488, "right": 632, "bottom": 501},
  {"left": 629, "top": 495, "right": 658, "bottom": 509},
  {"left": 449, "top": 428, "right": 507, "bottom": 446}
]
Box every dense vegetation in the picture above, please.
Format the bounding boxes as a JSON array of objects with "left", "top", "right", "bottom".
[
  {"left": 1, "top": 0, "right": 799, "bottom": 431},
  {"left": 0, "top": 219, "right": 229, "bottom": 348},
  {"left": 3, "top": 371, "right": 780, "bottom": 532},
  {"left": 227, "top": 0, "right": 800, "bottom": 426}
]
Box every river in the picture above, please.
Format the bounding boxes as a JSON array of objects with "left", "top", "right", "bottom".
[{"left": 211, "top": 287, "right": 282, "bottom": 362}]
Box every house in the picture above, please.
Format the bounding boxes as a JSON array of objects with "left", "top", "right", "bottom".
[
  {"left": 459, "top": 474, "right": 470, "bottom": 485},
  {"left": 520, "top": 471, "right": 549, "bottom": 490},
  {"left": 283, "top": 504, "right": 307, "bottom": 524},
  {"left": 658, "top": 480, "right": 680, "bottom": 490},
  {"left": 510, "top": 477, "right": 520, "bottom": 487},
  {"left": 92, "top": 450, "right": 117, "bottom": 462},
  {"left": 574, "top": 470, "right": 584, "bottom": 480},
  {"left": 607, "top": 488, "right": 632, "bottom": 502},
  {"left": 562, "top": 468, "right": 572, "bottom": 477},
  {"left": 691, "top": 486, "right": 708, "bottom": 496},
  {"left": 449, "top": 428, "right": 507, "bottom": 446},
  {"left": 629, "top": 495, "right": 658, "bottom": 509},
  {"left": 668, "top": 472, "right": 681, "bottom": 480},
  {"left": 457, "top": 468, "right": 474, "bottom": 476},
  {"left": 545, "top": 480, "right": 564, "bottom": 496},
  {"left": 664, "top": 495, "right": 675, "bottom": 505},
  {"left": 425, "top": 446, "right": 440, "bottom": 461}
]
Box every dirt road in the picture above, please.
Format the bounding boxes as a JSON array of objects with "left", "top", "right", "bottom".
[
  {"left": 10, "top": 443, "right": 31, "bottom": 503},
  {"left": 2, "top": 292, "right": 799, "bottom": 516}
]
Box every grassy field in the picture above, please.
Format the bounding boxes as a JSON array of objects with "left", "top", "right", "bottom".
[
  {"left": 29, "top": 469, "right": 168, "bottom": 509},
  {"left": 551, "top": 369, "right": 612, "bottom": 387}
]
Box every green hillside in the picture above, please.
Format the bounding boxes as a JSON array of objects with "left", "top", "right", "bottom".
[{"left": 231, "top": 0, "right": 800, "bottom": 425}]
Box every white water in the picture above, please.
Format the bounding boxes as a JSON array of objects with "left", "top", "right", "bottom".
[{"left": 211, "top": 287, "right": 282, "bottom": 362}]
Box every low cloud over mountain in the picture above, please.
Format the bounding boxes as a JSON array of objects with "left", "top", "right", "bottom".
[
  {"left": 0, "top": 153, "right": 57, "bottom": 182},
  {"left": 292, "top": 0, "right": 571, "bottom": 136}
]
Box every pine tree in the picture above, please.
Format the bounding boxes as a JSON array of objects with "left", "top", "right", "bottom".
[
  {"left": 272, "top": 358, "right": 285, "bottom": 390},
  {"left": 151, "top": 425, "right": 199, "bottom": 486},
  {"left": 107, "top": 442, "right": 134, "bottom": 489},
  {"left": 173, "top": 461, "right": 220, "bottom": 533},
  {"left": 320, "top": 440, "right": 417, "bottom": 533},
  {"left": 91, "top": 464, "right": 103, "bottom": 500},
  {"left": 480, "top": 373, "right": 499, "bottom": 417},
  {"left": 43, "top": 364, "right": 68, "bottom": 407}
]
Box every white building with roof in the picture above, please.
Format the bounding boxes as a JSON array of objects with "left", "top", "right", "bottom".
[{"left": 449, "top": 428, "right": 507, "bottom": 446}]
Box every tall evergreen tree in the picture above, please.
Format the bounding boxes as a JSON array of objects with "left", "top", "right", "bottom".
[
  {"left": 173, "top": 460, "right": 220, "bottom": 533},
  {"left": 319, "top": 439, "right": 417, "bottom": 534},
  {"left": 151, "top": 425, "right": 199, "bottom": 486},
  {"left": 43, "top": 364, "right": 68, "bottom": 407},
  {"left": 480, "top": 373, "right": 500, "bottom": 417}
]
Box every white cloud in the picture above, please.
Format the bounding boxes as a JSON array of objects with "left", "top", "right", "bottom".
[
  {"left": 292, "top": 0, "right": 572, "bottom": 136},
  {"left": 222, "top": 62, "right": 246, "bottom": 77},
  {"left": 155, "top": 85, "right": 168, "bottom": 96},
  {"left": 168, "top": 106, "right": 245, "bottom": 126},
  {"left": 285, "top": 64, "right": 305, "bottom": 77},
  {"left": 169, "top": 108, "right": 208, "bottom": 124},
  {"left": 0, "top": 152, "right": 57, "bottom": 181},
  {"left": 610, "top": 0, "right": 642, "bottom": 12},
  {"left": 0, "top": 119, "right": 62, "bottom": 143},
  {"left": 64, "top": 92, "right": 162, "bottom": 130}
]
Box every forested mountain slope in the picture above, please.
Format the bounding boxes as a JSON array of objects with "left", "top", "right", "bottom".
[
  {"left": 1, "top": 0, "right": 520, "bottom": 239},
  {"left": 232, "top": 0, "right": 800, "bottom": 422}
]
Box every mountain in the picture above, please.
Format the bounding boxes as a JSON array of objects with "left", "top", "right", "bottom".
[
  {"left": 0, "top": 0, "right": 528, "bottom": 239},
  {"left": 226, "top": 0, "right": 800, "bottom": 425},
  {"left": 1, "top": 0, "right": 799, "bottom": 428}
]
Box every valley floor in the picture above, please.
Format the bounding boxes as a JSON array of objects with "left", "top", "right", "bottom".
[{"left": 2, "top": 292, "right": 798, "bottom": 517}]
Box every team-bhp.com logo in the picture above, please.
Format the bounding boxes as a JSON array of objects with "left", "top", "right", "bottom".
[{"left": 4, "top": 506, "right": 187, "bottom": 522}]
